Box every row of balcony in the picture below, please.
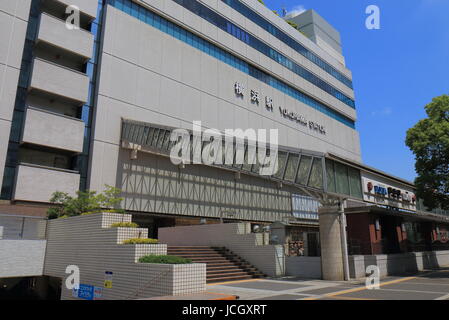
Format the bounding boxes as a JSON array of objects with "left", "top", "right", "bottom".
[
  {"left": 11, "top": 1, "right": 99, "bottom": 203},
  {"left": 56, "top": 0, "right": 99, "bottom": 21}
]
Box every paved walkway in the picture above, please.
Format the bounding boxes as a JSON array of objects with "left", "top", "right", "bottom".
[
  {"left": 206, "top": 268, "right": 449, "bottom": 300},
  {"left": 142, "top": 292, "right": 238, "bottom": 300}
]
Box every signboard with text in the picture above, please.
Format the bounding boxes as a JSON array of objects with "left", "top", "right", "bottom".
[{"left": 361, "top": 172, "right": 416, "bottom": 211}]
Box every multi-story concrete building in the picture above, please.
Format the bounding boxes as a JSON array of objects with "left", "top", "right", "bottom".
[
  {"left": 1, "top": 0, "right": 449, "bottom": 298},
  {"left": 0, "top": 0, "right": 361, "bottom": 224}
]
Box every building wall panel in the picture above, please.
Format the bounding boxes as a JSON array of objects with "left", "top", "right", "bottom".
[
  {"left": 13, "top": 164, "right": 80, "bottom": 203},
  {"left": 0, "top": 240, "right": 46, "bottom": 278}
]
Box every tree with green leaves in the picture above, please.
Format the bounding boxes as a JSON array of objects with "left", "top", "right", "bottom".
[
  {"left": 47, "top": 185, "right": 125, "bottom": 219},
  {"left": 406, "top": 94, "right": 449, "bottom": 210}
]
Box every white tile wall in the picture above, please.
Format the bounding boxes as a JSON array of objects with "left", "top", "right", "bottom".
[
  {"left": 159, "top": 222, "right": 285, "bottom": 277},
  {"left": 44, "top": 212, "right": 206, "bottom": 300}
]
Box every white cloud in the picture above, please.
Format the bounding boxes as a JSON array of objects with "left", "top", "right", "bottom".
[
  {"left": 371, "top": 107, "right": 393, "bottom": 117},
  {"left": 284, "top": 5, "right": 306, "bottom": 19}
]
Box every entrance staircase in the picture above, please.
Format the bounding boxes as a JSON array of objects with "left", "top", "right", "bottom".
[{"left": 167, "top": 246, "right": 266, "bottom": 283}]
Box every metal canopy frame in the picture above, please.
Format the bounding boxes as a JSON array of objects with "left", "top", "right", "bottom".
[{"left": 120, "top": 119, "right": 345, "bottom": 202}]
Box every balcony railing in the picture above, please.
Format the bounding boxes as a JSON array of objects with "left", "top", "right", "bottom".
[
  {"left": 13, "top": 163, "right": 80, "bottom": 203},
  {"left": 29, "top": 58, "right": 89, "bottom": 105},
  {"left": 21, "top": 107, "right": 85, "bottom": 153},
  {"left": 0, "top": 214, "right": 47, "bottom": 240},
  {"left": 37, "top": 13, "right": 94, "bottom": 60},
  {"left": 54, "top": 0, "right": 98, "bottom": 20}
]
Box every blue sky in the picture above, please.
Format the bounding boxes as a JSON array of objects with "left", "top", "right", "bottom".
[{"left": 265, "top": 0, "right": 449, "bottom": 182}]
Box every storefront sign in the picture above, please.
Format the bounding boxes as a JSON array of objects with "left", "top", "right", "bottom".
[
  {"left": 94, "top": 286, "right": 103, "bottom": 299},
  {"left": 234, "top": 82, "right": 326, "bottom": 134},
  {"left": 279, "top": 107, "right": 308, "bottom": 126},
  {"left": 370, "top": 183, "right": 415, "bottom": 203},
  {"left": 361, "top": 172, "right": 417, "bottom": 211},
  {"left": 373, "top": 185, "right": 387, "bottom": 196},
  {"left": 72, "top": 285, "right": 103, "bottom": 300},
  {"left": 76, "top": 284, "right": 94, "bottom": 300},
  {"left": 234, "top": 82, "right": 244, "bottom": 97}
]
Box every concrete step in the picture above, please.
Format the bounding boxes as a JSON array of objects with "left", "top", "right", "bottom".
[
  {"left": 206, "top": 262, "right": 239, "bottom": 267},
  {"left": 167, "top": 249, "right": 218, "bottom": 253},
  {"left": 168, "top": 246, "right": 212, "bottom": 249},
  {"left": 168, "top": 252, "right": 219, "bottom": 256},
  {"left": 207, "top": 272, "right": 250, "bottom": 279},
  {"left": 208, "top": 269, "right": 247, "bottom": 275},
  {"left": 169, "top": 253, "right": 224, "bottom": 258},
  {"left": 207, "top": 265, "right": 242, "bottom": 270},
  {"left": 168, "top": 245, "right": 266, "bottom": 283},
  {"left": 207, "top": 274, "right": 254, "bottom": 283},
  {"left": 192, "top": 259, "right": 231, "bottom": 264},
  {"left": 186, "top": 256, "right": 230, "bottom": 260}
]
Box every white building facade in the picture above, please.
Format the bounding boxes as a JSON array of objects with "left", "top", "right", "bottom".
[
  {"left": 1, "top": 0, "right": 363, "bottom": 226},
  {"left": 3, "top": 0, "right": 449, "bottom": 294}
]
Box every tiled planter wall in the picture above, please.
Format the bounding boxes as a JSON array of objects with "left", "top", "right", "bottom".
[{"left": 44, "top": 212, "right": 206, "bottom": 300}]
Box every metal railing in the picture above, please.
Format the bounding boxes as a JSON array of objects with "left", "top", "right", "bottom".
[{"left": 0, "top": 214, "right": 47, "bottom": 240}]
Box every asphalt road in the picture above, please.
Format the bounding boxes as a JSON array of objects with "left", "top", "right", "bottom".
[{"left": 207, "top": 268, "right": 449, "bottom": 300}]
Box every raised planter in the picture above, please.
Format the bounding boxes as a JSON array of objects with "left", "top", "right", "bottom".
[{"left": 44, "top": 212, "right": 206, "bottom": 299}]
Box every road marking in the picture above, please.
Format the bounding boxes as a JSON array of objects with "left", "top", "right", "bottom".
[
  {"left": 379, "top": 288, "right": 448, "bottom": 295},
  {"left": 305, "top": 269, "right": 449, "bottom": 300},
  {"left": 404, "top": 282, "right": 449, "bottom": 286},
  {"left": 304, "top": 276, "right": 417, "bottom": 300},
  {"left": 206, "top": 291, "right": 238, "bottom": 296},
  {"left": 435, "top": 293, "right": 449, "bottom": 300},
  {"left": 205, "top": 292, "right": 239, "bottom": 300},
  {"left": 324, "top": 296, "right": 377, "bottom": 301}
]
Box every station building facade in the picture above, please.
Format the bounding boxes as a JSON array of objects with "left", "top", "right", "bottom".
[{"left": 0, "top": 0, "right": 448, "bottom": 261}]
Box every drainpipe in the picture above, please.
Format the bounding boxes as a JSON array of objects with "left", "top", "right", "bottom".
[{"left": 339, "top": 199, "right": 350, "bottom": 281}]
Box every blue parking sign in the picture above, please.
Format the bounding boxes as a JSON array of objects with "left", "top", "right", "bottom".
[{"left": 77, "top": 284, "right": 94, "bottom": 300}]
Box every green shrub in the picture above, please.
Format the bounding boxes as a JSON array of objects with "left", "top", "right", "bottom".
[
  {"left": 138, "top": 255, "right": 192, "bottom": 264},
  {"left": 122, "top": 238, "right": 159, "bottom": 245},
  {"left": 110, "top": 222, "right": 139, "bottom": 228},
  {"left": 47, "top": 185, "right": 125, "bottom": 219},
  {"left": 81, "top": 209, "right": 126, "bottom": 216}
]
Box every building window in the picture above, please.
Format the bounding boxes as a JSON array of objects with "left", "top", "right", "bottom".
[
  {"left": 221, "top": 0, "right": 353, "bottom": 89},
  {"left": 308, "top": 158, "right": 323, "bottom": 189},
  {"left": 296, "top": 155, "right": 312, "bottom": 185},
  {"left": 325, "top": 159, "right": 363, "bottom": 199},
  {"left": 326, "top": 160, "right": 336, "bottom": 193},
  {"left": 169, "top": 0, "right": 355, "bottom": 108},
  {"left": 284, "top": 154, "right": 300, "bottom": 182},
  {"left": 108, "top": 0, "right": 357, "bottom": 128},
  {"left": 348, "top": 167, "right": 363, "bottom": 198}
]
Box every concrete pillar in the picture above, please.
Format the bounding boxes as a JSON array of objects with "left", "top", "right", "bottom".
[{"left": 319, "top": 205, "right": 344, "bottom": 280}]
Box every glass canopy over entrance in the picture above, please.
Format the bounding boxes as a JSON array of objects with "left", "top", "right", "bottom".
[{"left": 120, "top": 119, "right": 363, "bottom": 202}]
